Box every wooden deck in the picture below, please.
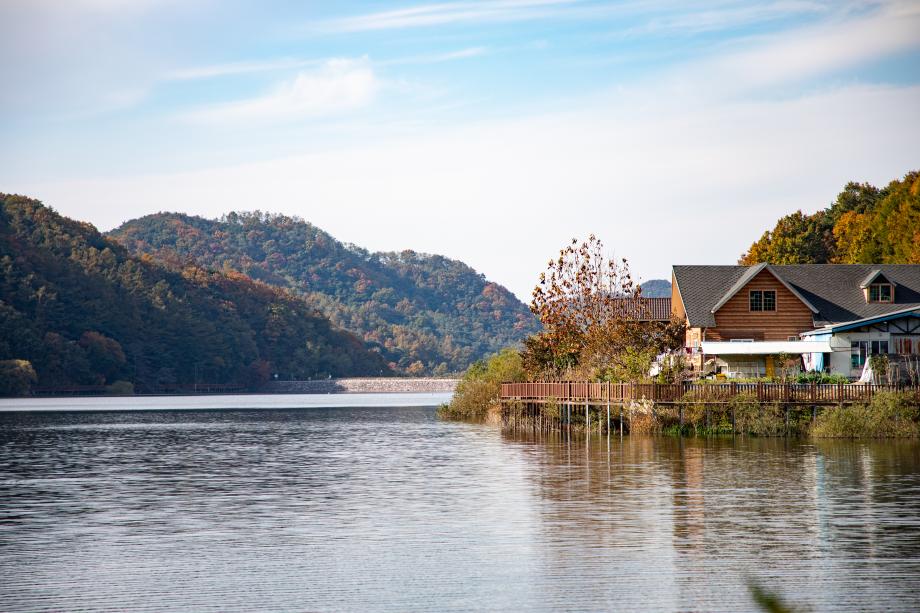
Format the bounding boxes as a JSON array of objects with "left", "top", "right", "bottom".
[{"left": 501, "top": 381, "right": 920, "bottom": 406}]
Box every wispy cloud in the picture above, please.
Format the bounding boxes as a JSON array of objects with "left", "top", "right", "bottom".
[
  {"left": 696, "top": 0, "right": 920, "bottom": 91},
  {"left": 316, "top": 0, "right": 579, "bottom": 33},
  {"left": 167, "top": 46, "right": 488, "bottom": 82},
  {"left": 165, "top": 58, "right": 323, "bottom": 81},
  {"left": 381, "top": 46, "right": 488, "bottom": 65},
  {"left": 182, "top": 58, "right": 379, "bottom": 124},
  {"left": 615, "top": 1, "right": 829, "bottom": 38}
]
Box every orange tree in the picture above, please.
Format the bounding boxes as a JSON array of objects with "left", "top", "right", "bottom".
[{"left": 524, "top": 235, "right": 683, "bottom": 381}]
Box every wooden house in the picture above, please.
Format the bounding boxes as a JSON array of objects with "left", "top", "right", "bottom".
[{"left": 671, "top": 263, "right": 920, "bottom": 378}]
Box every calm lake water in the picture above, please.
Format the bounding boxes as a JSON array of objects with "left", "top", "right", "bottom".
[{"left": 2, "top": 395, "right": 920, "bottom": 612}]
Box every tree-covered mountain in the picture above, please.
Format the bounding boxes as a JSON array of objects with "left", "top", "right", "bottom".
[
  {"left": 740, "top": 171, "right": 920, "bottom": 265},
  {"left": 640, "top": 279, "right": 671, "bottom": 297},
  {"left": 109, "top": 212, "right": 539, "bottom": 375},
  {"left": 0, "top": 194, "right": 392, "bottom": 393}
]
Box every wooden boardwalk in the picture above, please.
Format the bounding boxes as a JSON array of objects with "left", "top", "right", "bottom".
[{"left": 501, "top": 381, "right": 920, "bottom": 406}]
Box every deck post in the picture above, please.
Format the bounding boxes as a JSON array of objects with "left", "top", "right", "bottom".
[
  {"left": 619, "top": 403, "right": 624, "bottom": 436},
  {"left": 585, "top": 400, "right": 589, "bottom": 436},
  {"left": 606, "top": 401, "right": 610, "bottom": 435}
]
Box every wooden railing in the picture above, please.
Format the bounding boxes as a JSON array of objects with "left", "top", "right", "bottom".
[{"left": 500, "top": 381, "right": 920, "bottom": 405}]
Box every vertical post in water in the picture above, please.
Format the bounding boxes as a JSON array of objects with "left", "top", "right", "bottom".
[
  {"left": 585, "top": 401, "right": 589, "bottom": 437},
  {"left": 619, "top": 403, "right": 624, "bottom": 437},
  {"left": 606, "top": 401, "right": 611, "bottom": 436}
]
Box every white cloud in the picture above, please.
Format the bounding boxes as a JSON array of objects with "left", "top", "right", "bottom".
[
  {"left": 691, "top": 0, "right": 920, "bottom": 91},
  {"left": 182, "top": 58, "right": 379, "bottom": 123},
  {"left": 316, "top": 0, "right": 579, "bottom": 32},
  {"left": 382, "top": 46, "right": 489, "bottom": 65},
  {"left": 165, "top": 58, "right": 322, "bottom": 81},
  {"left": 24, "top": 83, "right": 920, "bottom": 300},
  {"left": 620, "top": 1, "right": 829, "bottom": 37}
]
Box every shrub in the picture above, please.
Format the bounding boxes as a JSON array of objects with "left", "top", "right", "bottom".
[
  {"left": 626, "top": 399, "right": 659, "bottom": 434},
  {"left": 795, "top": 372, "right": 850, "bottom": 384},
  {"left": 732, "top": 395, "right": 786, "bottom": 437},
  {"left": 105, "top": 380, "right": 135, "bottom": 395},
  {"left": 438, "top": 348, "right": 525, "bottom": 421},
  {"left": 0, "top": 360, "right": 38, "bottom": 396},
  {"left": 812, "top": 391, "right": 920, "bottom": 438}
]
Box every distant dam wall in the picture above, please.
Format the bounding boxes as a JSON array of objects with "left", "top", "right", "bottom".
[{"left": 260, "top": 378, "right": 458, "bottom": 394}]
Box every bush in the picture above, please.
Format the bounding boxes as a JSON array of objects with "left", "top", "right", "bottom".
[
  {"left": 438, "top": 348, "right": 524, "bottom": 421},
  {"left": 731, "top": 395, "right": 787, "bottom": 437},
  {"left": 795, "top": 372, "right": 850, "bottom": 384},
  {"left": 105, "top": 380, "right": 135, "bottom": 395},
  {"left": 0, "top": 360, "right": 38, "bottom": 396},
  {"left": 812, "top": 391, "right": 920, "bottom": 438}
]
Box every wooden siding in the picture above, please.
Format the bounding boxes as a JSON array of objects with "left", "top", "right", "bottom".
[{"left": 708, "top": 269, "right": 815, "bottom": 341}]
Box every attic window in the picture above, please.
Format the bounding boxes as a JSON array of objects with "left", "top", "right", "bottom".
[
  {"left": 868, "top": 283, "right": 893, "bottom": 303},
  {"left": 750, "top": 290, "right": 776, "bottom": 312}
]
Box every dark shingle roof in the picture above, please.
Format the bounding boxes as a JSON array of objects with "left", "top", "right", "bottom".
[
  {"left": 672, "top": 264, "right": 920, "bottom": 328},
  {"left": 610, "top": 297, "right": 672, "bottom": 321}
]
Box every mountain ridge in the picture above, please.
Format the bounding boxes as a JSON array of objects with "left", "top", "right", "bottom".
[
  {"left": 0, "top": 195, "right": 392, "bottom": 392},
  {"left": 109, "top": 211, "right": 540, "bottom": 374}
]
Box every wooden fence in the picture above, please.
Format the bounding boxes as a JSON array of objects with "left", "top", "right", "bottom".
[{"left": 500, "top": 381, "right": 920, "bottom": 405}]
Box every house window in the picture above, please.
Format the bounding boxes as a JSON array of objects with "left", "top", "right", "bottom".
[
  {"left": 852, "top": 340, "right": 891, "bottom": 368},
  {"left": 787, "top": 336, "right": 799, "bottom": 341},
  {"left": 750, "top": 290, "right": 776, "bottom": 312},
  {"left": 851, "top": 341, "right": 868, "bottom": 369},
  {"left": 868, "top": 283, "right": 893, "bottom": 302}
]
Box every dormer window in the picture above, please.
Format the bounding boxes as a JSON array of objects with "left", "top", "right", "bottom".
[
  {"left": 868, "top": 283, "right": 893, "bottom": 302},
  {"left": 860, "top": 270, "right": 895, "bottom": 303},
  {"left": 750, "top": 290, "right": 776, "bottom": 311}
]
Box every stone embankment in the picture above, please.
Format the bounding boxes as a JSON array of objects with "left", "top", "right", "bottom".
[{"left": 260, "top": 378, "right": 458, "bottom": 394}]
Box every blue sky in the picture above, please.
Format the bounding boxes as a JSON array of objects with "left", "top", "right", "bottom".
[{"left": 2, "top": 0, "right": 919, "bottom": 299}]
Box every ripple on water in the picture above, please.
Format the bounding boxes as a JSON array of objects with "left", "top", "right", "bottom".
[{"left": 1, "top": 406, "right": 920, "bottom": 612}]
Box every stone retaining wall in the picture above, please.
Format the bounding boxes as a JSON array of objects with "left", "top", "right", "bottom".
[{"left": 260, "top": 378, "right": 458, "bottom": 394}]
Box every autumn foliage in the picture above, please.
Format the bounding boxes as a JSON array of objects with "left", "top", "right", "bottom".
[
  {"left": 740, "top": 171, "right": 920, "bottom": 265},
  {"left": 523, "top": 235, "right": 683, "bottom": 381}
]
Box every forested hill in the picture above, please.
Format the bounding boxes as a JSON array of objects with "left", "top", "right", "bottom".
[
  {"left": 0, "top": 195, "right": 392, "bottom": 393},
  {"left": 640, "top": 279, "right": 671, "bottom": 298},
  {"left": 740, "top": 171, "right": 920, "bottom": 265},
  {"left": 110, "top": 212, "right": 539, "bottom": 374},
  {"left": 110, "top": 212, "right": 539, "bottom": 375}
]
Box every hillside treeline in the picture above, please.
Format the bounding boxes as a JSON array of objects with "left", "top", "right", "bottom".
[
  {"left": 0, "top": 195, "right": 391, "bottom": 394},
  {"left": 110, "top": 212, "right": 539, "bottom": 374},
  {"left": 741, "top": 171, "right": 920, "bottom": 265}
]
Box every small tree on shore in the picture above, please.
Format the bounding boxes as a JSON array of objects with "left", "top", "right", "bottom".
[{"left": 524, "top": 235, "right": 684, "bottom": 381}]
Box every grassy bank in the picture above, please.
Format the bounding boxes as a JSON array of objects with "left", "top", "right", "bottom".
[
  {"left": 625, "top": 391, "right": 920, "bottom": 438},
  {"left": 811, "top": 392, "right": 919, "bottom": 438}
]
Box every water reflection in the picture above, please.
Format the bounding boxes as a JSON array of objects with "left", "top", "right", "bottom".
[
  {"left": 1, "top": 405, "right": 919, "bottom": 612},
  {"left": 504, "top": 430, "right": 920, "bottom": 611}
]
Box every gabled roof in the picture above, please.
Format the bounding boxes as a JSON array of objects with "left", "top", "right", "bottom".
[
  {"left": 708, "top": 263, "right": 819, "bottom": 315},
  {"left": 859, "top": 269, "right": 885, "bottom": 288},
  {"left": 672, "top": 264, "right": 920, "bottom": 329}
]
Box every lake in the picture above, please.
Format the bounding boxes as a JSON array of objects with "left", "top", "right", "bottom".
[{"left": 1, "top": 395, "right": 919, "bottom": 612}]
